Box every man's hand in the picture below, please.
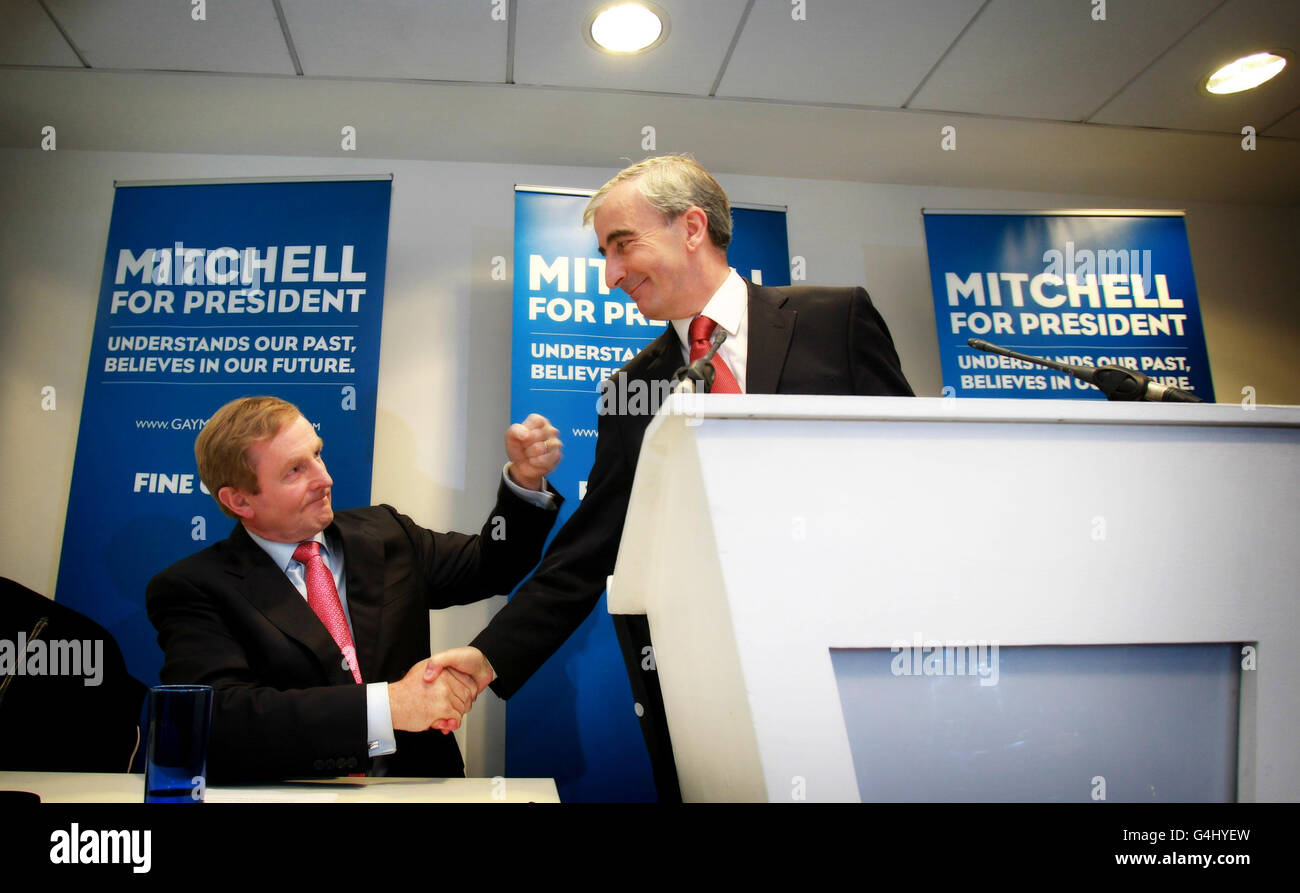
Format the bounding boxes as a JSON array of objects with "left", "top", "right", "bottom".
[
  {"left": 505, "top": 413, "right": 562, "bottom": 491},
  {"left": 424, "top": 646, "right": 495, "bottom": 732},
  {"left": 389, "top": 658, "right": 478, "bottom": 735}
]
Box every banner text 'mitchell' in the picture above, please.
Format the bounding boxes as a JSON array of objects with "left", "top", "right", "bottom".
[
  {"left": 114, "top": 245, "right": 367, "bottom": 287},
  {"left": 946, "top": 271, "right": 1184, "bottom": 310}
]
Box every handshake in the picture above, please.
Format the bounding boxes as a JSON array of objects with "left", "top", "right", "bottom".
[{"left": 388, "top": 647, "right": 494, "bottom": 734}]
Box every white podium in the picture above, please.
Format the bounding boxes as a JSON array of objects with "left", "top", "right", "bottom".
[{"left": 607, "top": 395, "right": 1300, "bottom": 802}]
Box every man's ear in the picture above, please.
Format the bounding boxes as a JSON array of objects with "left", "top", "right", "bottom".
[
  {"left": 218, "top": 486, "right": 255, "bottom": 520},
  {"left": 681, "top": 206, "right": 710, "bottom": 252}
]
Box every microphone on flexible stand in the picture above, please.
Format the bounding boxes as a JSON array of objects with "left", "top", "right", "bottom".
[
  {"left": 966, "top": 338, "right": 1203, "bottom": 402},
  {"left": 673, "top": 328, "right": 728, "bottom": 394}
]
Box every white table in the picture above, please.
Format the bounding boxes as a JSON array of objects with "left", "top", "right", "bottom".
[{"left": 0, "top": 771, "right": 559, "bottom": 803}]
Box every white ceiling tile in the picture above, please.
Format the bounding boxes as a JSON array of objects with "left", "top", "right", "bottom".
[
  {"left": 717, "top": 0, "right": 983, "bottom": 107},
  {"left": 910, "top": 0, "right": 1223, "bottom": 121},
  {"left": 1090, "top": 0, "right": 1300, "bottom": 133},
  {"left": 513, "top": 0, "right": 750, "bottom": 95},
  {"left": 46, "top": 0, "right": 295, "bottom": 74},
  {"left": 281, "top": 0, "right": 507, "bottom": 81},
  {"left": 0, "top": 0, "right": 83, "bottom": 67},
  {"left": 4, "top": 0, "right": 1296, "bottom": 151}
]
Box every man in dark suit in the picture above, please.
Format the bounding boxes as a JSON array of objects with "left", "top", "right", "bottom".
[
  {"left": 1, "top": 577, "right": 146, "bottom": 773},
  {"left": 429, "top": 155, "right": 914, "bottom": 799},
  {"left": 145, "top": 396, "right": 562, "bottom": 782}
]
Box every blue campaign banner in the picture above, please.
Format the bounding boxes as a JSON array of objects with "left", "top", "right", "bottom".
[
  {"left": 922, "top": 212, "right": 1215, "bottom": 401},
  {"left": 55, "top": 178, "right": 391, "bottom": 690},
  {"left": 509, "top": 187, "right": 789, "bottom": 802}
]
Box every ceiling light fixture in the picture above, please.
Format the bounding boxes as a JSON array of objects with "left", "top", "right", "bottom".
[
  {"left": 1205, "top": 51, "right": 1287, "bottom": 95},
  {"left": 586, "top": 2, "right": 669, "bottom": 55}
]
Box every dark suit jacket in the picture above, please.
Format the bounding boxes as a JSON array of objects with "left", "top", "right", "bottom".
[
  {"left": 470, "top": 280, "right": 913, "bottom": 796},
  {"left": 146, "top": 482, "right": 558, "bottom": 783},
  {"left": 0, "top": 577, "right": 146, "bottom": 773}
]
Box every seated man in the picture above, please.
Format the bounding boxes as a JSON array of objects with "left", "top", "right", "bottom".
[{"left": 146, "top": 396, "right": 561, "bottom": 781}]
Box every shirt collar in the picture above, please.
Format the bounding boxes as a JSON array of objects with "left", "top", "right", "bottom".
[
  {"left": 671, "top": 269, "right": 746, "bottom": 347},
  {"left": 245, "top": 527, "right": 332, "bottom": 573}
]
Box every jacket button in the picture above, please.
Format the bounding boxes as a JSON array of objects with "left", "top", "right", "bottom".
[{"left": 313, "top": 760, "right": 324, "bottom": 771}]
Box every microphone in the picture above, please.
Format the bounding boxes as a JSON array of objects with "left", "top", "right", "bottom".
[
  {"left": 673, "top": 328, "right": 728, "bottom": 394},
  {"left": 966, "top": 339, "right": 1203, "bottom": 403}
]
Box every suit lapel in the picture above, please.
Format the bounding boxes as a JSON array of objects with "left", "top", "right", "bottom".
[
  {"left": 745, "top": 281, "right": 796, "bottom": 395},
  {"left": 226, "top": 523, "right": 353, "bottom": 684},
  {"left": 641, "top": 325, "right": 685, "bottom": 384},
  {"left": 637, "top": 283, "right": 796, "bottom": 392},
  {"left": 331, "top": 513, "right": 386, "bottom": 683}
]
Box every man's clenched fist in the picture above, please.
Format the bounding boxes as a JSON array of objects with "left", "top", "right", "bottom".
[{"left": 505, "top": 413, "right": 562, "bottom": 491}]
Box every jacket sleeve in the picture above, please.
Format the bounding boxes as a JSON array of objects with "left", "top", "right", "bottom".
[
  {"left": 848, "top": 287, "right": 915, "bottom": 397},
  {"left": 471, "top": 399, "right": 636, "bottom": 699},
  {"left": 382, "top": 477, "right": 563, "bottom": 610}
]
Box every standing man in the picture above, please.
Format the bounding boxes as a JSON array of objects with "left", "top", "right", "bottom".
[
  {"left": 146, "top": 396, "right": 562, "bottom": 781},
  {"left": 434, "top": 155, "right": 914, "bottom": 799}
]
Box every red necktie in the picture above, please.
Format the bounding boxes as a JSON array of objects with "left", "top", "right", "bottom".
[
  {"left": 293, "top": 541, "right": 362, "bottom": 684},
  {"left": 688, "top": 315, "right": 741, "bottom": 394}
]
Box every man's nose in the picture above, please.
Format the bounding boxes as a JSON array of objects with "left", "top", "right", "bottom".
[
  {"left": 605, "top": 256, "right": 624, "bottom": 290},
  {"left": 313, "top": 459, "right": 332, "bottom": 489}
]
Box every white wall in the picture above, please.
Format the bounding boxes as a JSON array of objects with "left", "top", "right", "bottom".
[{"left": 2, "top": 147, "right": 1295, "bottom": 774}]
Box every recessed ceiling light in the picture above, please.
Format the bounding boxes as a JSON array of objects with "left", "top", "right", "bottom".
[
  {"left": 1205, "top": 51, "right": 1287, "bottom": 95},
  {"left": 586, "top": 2, "right": 669, "bottom": 55}
]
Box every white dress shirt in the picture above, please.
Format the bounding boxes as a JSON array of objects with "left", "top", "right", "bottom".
[{"left": 669, "top": 268, "right": 749, "bottom": 393}]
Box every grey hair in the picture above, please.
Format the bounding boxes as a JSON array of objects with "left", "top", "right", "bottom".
[{"left": 584, "top": 154, "right": 732, "bottom": 250}]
